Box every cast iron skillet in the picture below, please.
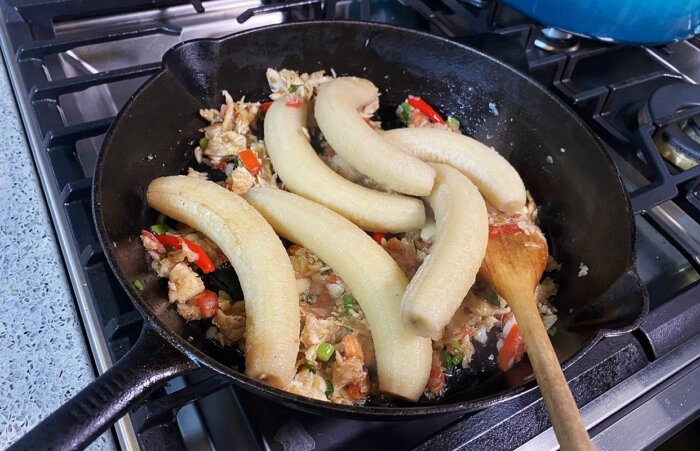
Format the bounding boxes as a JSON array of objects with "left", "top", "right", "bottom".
[{"left": 11, "top": 21, "right": 647, "bottom": 450}]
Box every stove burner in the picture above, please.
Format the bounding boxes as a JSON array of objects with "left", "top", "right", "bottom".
[
  {"left": 641, "top": 84, "right": 700, "bottom": 170},
  {"left": 533, "top": 27, "right": 580, "bottom": 52},
  {"left": 683, "top": 116, "right": 700, "bottom": 144},
  {"left": 660, "top": 115, "right": 700, "bottom": 170},
  {"left": 656, "top": 128, "right": 700, "bottom": 170}
]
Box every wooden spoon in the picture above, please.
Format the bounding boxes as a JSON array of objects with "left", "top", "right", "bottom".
[{"left": 479, "top": 214, "right": 593, "bottom": 451}]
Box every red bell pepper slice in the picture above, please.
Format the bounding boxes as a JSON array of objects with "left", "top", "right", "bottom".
[
  {"left": 151, "top": 233, "right": 216, "bottom": 274},
  {"left": 261, "top": 101, "right": 273, "bottom": 113},
  {"left": 285, "top": 96, "right": 303, "bottom": 108},
  {"left": 498, "top": 323, "right": 525, "bottom": 371},
  {"left": 372, "top": 232, "right": 386, "bottom": 244},
  {"left": 407, "top": 95, "right": 445, "bottom": 124},
  {"left": 239, "top": 148, "right": 262, "bottom": 176}
]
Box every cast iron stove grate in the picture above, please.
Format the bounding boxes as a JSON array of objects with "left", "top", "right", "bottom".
[{"left": 0, "top": 0, "right": 698, "bottom": 449}]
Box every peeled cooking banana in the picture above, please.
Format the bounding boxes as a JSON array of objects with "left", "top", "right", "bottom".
[
  {"left": 400, "top": 164, "right": 489, "bottom": 340},
  {"left": 315, "top": 77, "right": 436, "bottom": 196},
  {"left": 147, "top": 176, "right": 300, "bottom": 388},
  {"left": 264, "top": 98, "right": 425, "bottom": 232},
  {"left": 382, "top": 127, "right": 526, "bottom": 213},
  {"left": 244, "top": 187, "right": 432, "bottom": 401}
]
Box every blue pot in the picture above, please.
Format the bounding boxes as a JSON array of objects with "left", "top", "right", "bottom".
[{"left": 501, "top": 0, "right": 700, "bottom": 45}]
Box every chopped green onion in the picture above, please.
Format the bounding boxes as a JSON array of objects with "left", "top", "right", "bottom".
[
  {"left": 325, "top": 380, "right": 334, "bottom": 397},
  {"left": 199, "top": 137, "right": 209, "bottom": 150},
  {"left": 451, "top": 353, "right": 463, "bottom": 367},
  {"left": 442, "top": 349, "right": 454, "bottom": 372},
  {"left": 289, "top": 84, "right": 300, "bottom": 93},
  {"left": 150, "top": 224, "right": 167, "bottom": 235},
  {"left": 548, "top": 325, "right": 558, "bottom": 337},
  {"left": 446, "top": 116, "right": 460, "bottom": 129},
  {"left": 342, "top": 294, "right": 355, "bottom": 314},
  {"left": 305, "top": 361, "right": 317, "bottom": 373},
  {"left": 212, "top": 113, "right": 222, "bottom": 122},
  {"left": 133, "top": 279, "right": 144, "bottom": 291},
  {"left": 399, "top": 101, "right": 411, "bottom": 125},
  {"left": 450, "top": 339, "right": 461, "bottom": 351},
  {"left": 316, "top": 342, "right": 336, "bottom": 362}
]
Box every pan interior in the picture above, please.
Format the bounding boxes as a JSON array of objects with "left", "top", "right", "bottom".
[{"left": 94, "top": 21, "right": 646, "bottom": 414}]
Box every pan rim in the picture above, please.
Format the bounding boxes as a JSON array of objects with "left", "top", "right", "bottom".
[{"left": 92, "top": 19, "right": 648, "bottom": 417}]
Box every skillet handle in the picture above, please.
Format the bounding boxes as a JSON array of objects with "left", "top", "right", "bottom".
[{"left": 9, "top": 323, "right": 199, "bottom": 451}]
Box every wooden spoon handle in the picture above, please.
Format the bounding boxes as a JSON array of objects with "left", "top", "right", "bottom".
[{"left": 510, "top": 295, "right": 594, "bottom": 451}]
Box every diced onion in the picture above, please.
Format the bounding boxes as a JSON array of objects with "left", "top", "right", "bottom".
[
  {"left": 542, "top": 315, "right": 558, "bottom": 331},
  {"left": 475, "top": 328, "right": 488, "bottom": 344},
  {"left": 225, "top": 162, "right": 236, "bottom": 176},
  {"left": 327, "top": 283, "right": 344, "bottom": 298}
]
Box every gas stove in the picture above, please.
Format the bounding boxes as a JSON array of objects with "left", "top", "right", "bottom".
[{"left": 1, "top": 1, "right": 699, "bottom": 449}]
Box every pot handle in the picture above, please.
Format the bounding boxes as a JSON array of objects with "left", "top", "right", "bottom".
[{"left": 8, "top": 323, "right": 199, "bottom": 451}]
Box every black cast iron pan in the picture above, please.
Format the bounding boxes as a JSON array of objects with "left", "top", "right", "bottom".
[{"left": 11, "top": 21, "right": 647, "bottom": 450}]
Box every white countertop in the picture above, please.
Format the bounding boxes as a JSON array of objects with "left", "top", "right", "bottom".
[{"left": 0, "top": 60, "right": 115, "bottom": 449}]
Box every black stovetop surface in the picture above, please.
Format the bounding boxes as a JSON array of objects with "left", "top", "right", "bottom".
[{"left": 1, "top": 1, "right": 699, "bottom": 449}]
